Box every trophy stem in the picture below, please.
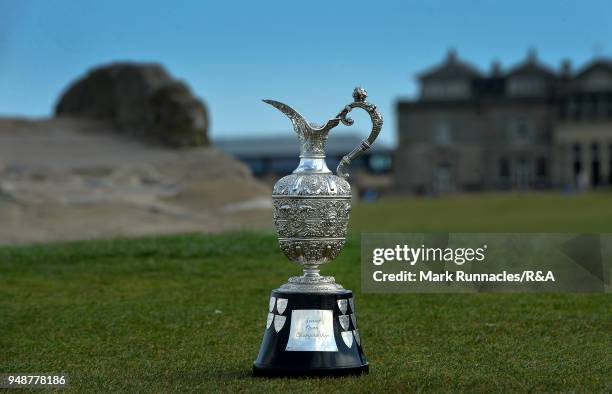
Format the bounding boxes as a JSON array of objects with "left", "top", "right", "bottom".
[
  {"left": 279, "top": 263, "right": 345, "bottom": 293},
  {"left": 302, "top": 265, "right": 321, "bottom": 278}
]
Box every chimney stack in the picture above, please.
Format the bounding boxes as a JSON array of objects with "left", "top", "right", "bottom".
[
  {"left": 446, "top": 48, "right": 458, "bottom": 64},
  {"left": 490, "top": 60, "right": 502, "bottom": 77},
  {"left": 561, "top": 59, "right": 572, "bottom": 78},
  {"left": 527, "top": 48, "right": 537, "bottom": 63}
]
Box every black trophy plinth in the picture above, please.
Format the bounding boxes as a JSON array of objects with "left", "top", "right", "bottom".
[{"left": 253, "top": 289, "right": 368, "bottom": 377}]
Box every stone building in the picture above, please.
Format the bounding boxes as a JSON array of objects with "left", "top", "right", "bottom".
[{"left": 396, "top": 49, "right": 612, "bottom": 194}]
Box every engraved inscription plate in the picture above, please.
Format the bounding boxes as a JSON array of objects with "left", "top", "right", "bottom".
[{"left": 286, "top": 310, "right": 338, "bottom": 352}]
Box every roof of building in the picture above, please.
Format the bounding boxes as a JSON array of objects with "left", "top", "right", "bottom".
[
  {"left": 214, "top": 133, "right": 392, "bottom": 158},
  {"left": 506, "top": 49, "right": 556, "bottom": 78},
  {"left": 418, "top": 49, "right": 482, "bottom": 80},
  {"left": 560, "top": 57, "right": 612, "bottom": 93},
  {"left": 403, "top": 50, "right": 612, "bottom": 106},
  {"left": 573, "top": 57, "right": 612, "bottom": 79}
]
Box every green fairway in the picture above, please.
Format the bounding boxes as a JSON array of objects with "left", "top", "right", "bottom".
[
  {"left": 350, "top": 191, "right": 612, "bottom": 232},
  {"left": 1, "top": 193, "right": 611, "bottom": 392}
]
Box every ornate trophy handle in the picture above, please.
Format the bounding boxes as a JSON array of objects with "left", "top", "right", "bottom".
[{"left": 335, "top": 87, "right": 383, "bottom": 179}]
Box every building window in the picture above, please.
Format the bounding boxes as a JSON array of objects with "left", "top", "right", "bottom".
[
  {"left": 498, "top": 157, "right": 510, "bottom": 178},
  {"left": 573, "top": 143, "right": 582, "bottom": 161},
  {"left": 584, "top": 95, "right": 596, "bottom": 120},
  {"left": 270, "top": 157, "right": 299, "bottom": 174},
  {"left": 515, "top": 158, "right": 532, "bottom": 188},
  {"left": 435, "top": 121, "right": 452, "bottom": 145},
  {"left": 559, "top": 99, "right": 567, "bottom": 120},
  {"left": 422, "top": 80, "right": 470, "bottom": 100},
  {"left": 368, "top": 154, "right": 392, "bottom": 173},
  {"left": 568, "top": 97, "right": 580, "bottom": 120},
  {"left": 573, "top": 143, "right": 582, "bottom": 177},
  {"left": 244, "top": 158, "right": 266, "bottom": 176},
  {"left": 507, "top": 77, "right": 546, "bottom": 97},
  {"left": 609, "top": 143, "right": 612, "bottom": 185},
  {"left": 567, "top": 98, "right": 575, "bottom": 116},
  {"left": 591, "top": 142, "right": 600, "bottom": 160},
  {"left": 597, "top": 94, "right": 608, "bottom": 118},
  {"left": 591, "top": 142, "right": 601, "bottom": 187},
  {"left": 435, "top": 162, "right": 454, "bottom": 193},
  {"left": 536, "top": 157, "right": 547, "bottom": 177},
  {"left": 510, "top": 117, "right": 532, "bottom": 142}
]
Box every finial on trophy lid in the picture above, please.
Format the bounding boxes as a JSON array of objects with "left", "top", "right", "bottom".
[{"left": 352, "top": 86, "right": 367, "bottom": 102}]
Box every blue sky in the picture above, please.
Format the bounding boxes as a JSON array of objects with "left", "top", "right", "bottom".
[{"left": 1, "top": 0, "right": 610, "bottom": 145}]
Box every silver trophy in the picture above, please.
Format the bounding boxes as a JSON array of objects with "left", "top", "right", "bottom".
[{"left": 253, "top": 87, "right": 382, "bottom": 376}]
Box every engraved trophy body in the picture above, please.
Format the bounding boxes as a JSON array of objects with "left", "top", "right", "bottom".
[{"left": 253, "top": 87, "right": 382, "bottom": 377}]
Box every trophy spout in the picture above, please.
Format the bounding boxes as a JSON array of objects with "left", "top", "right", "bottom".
[
  {"left": 262, "top": 99, "right": 341, "bottom": 160},
  {"left": 262, "top": 99, "right": 311, "bottom": 139}
]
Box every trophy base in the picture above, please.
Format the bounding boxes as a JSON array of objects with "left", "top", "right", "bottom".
[
  {"left": 253, "top": 363, "right": 368, "bottom": 377},
  {"left": 253, "top": 289, "right": 368, "bottom": 377}
]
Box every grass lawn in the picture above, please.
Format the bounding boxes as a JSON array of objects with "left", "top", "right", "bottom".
[
  {"left": 1, "top": 193, "right": 611, "bottom": 392},
  {"left": 350, "top": 191, "right": 612, "bottom": 232}
]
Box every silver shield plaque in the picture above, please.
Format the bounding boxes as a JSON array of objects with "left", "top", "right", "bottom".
[
  {"left": 274, "top": 315, "right": 287, "bottom": 332},
  {"left": 338, "top": 315, "right": 350, "bottom": 330},
  {"left": 286, "top": 310, "right": 338, "bottom": 352},
  {"left": 269, "top": 297, "right": 276, "bottom": 312},
  {"left": 276, "top": 298, "right": 288, "bottom": 315},
  {"left": 266, "top": 313, "right": 274, "bottom": 329},
  {"left": 337, "top": 299, "right": 348, "bottom": 314},
  {"left": 341, "top": 331, "right": 354, "bottom": 348}
]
